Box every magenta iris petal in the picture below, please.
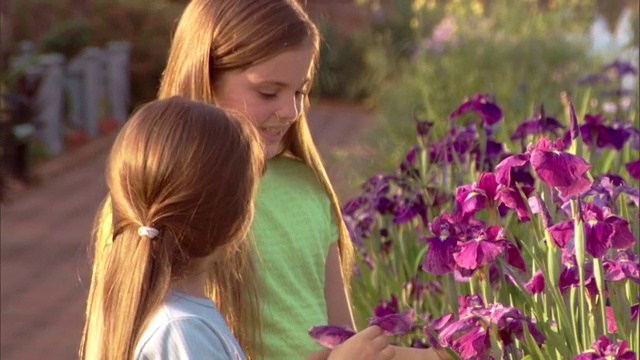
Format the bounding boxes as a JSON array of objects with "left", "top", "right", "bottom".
[
  {"left": 525, "top": 270, "right": 546, "bottom": 294},
  {"left": 579, "top": 114, "right": 631, "bottom": 150},
  {"left": 368, "top": 309, "right": 416, "bottom": 335},
  {"left": 478, "top": 172, "right": 500, "bottom": 200},
  {"left": 308, "top": 325, "right": 356, "bottom": 349},
  {"left": 603, "top": 250, "right": 640, "bottom": 283},
  {"left": 495, "top": 154, "right": 530, "bottom": 186},
  {"left": 530, "top": 143, "right": 590, "bottom": 185},
  {"left": 430, "top": 313, "right": 455, "bottom": 331},
  {"left": 625, "top": 159, "right": 640, "bottom": 180},
  {"left": 502, "top": 240, "right": 527, "bottom": 272},
  {"left": 547, "top": 220, "right": 574, "bottom": 248},
  {"left": 438, "top": 317, "right": 478, "bottom": 346},
  {"left": 374, "top": 294, "right": 399, "bottom": 317},
  {"left": 453, "top": 238, "right": 504, "bottom": 270},
  {"left": 555, "top": 175, "right": 593, "bottom": 199},
  {"left": 585, "top": 220, "right": 613, "bottom": 258},
  {"left": 497, "top": 185, "right": 533, "bottom": 222},
  {"left": 606, "top": 216, "right": 636, "bottom": 249},
  {"left": 453, "top": 327, "right": 490, "bottom": 359},
  {"left": 449, "top": 93, "right": 503, "bottom": 126},
  {"left": 575, "top": 335, "right": 638, "bottom": 360},
  {"left": 422, "top": 235, "right": 458, "bottom": 275}
]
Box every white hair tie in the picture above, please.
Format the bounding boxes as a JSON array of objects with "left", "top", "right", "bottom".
[{"left": 138, "top": 226, "right": 159, "bottom": 239}]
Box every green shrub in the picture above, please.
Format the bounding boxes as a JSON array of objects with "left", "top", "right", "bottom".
[{"left": 359, "top": 0, "right": 603, "bottom": 176}]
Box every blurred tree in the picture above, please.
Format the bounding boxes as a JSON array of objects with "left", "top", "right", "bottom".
[
  {"left": 595, "top": 0, "right": 636, "bottom": 34},
  {"left": 0, "top": 0, "right": 12, "bottom": 69}
]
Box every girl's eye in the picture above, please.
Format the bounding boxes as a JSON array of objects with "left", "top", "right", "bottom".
[{"left": 259, "top": 92, "right": 277, "bottom": 98}]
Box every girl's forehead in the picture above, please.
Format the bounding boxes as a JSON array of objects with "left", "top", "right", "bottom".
[{"left": 244, "top": 45, "right": 315, "bottom": 86}]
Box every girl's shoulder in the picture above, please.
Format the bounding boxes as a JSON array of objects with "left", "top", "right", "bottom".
[{"left": 135, "top": 293, "right": 245, "bottom": 360}]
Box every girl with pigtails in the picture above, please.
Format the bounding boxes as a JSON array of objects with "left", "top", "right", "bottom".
[
  {"left": 80, "top": 97, "right": 264, "bottom": 359},
  {"left": 81, "top": 96, "right": 392, "bottom": 360}
]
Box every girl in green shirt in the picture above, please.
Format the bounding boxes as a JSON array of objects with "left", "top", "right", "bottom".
[{"left": 89, "top": 1, "right": 448, "bottom": 359}]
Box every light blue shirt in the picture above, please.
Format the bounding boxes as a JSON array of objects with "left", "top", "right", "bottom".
[{"left": 136, "top": 291, "right": 245, "bottom": 360}]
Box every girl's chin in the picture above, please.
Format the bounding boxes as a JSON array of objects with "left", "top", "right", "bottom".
[{"left": 264, "top": 142, "right": 285, "bottom": 159}]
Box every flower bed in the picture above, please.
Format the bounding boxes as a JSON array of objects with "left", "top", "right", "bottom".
[{"left": 311, "top": 59, "right": 639, "bottom": 360}]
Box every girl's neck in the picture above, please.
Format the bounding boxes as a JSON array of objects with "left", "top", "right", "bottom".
[{"left": 171, "top": 265, "right": 209, "bottom": 298}]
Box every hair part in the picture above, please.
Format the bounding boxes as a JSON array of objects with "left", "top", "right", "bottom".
[{"left": 80, "top": 96, "right": 263, "bottom": 360}]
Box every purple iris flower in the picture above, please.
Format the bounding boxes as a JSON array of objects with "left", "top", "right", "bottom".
[
  {"left": 453, "top": 226, "right": 506, "bottom": 272},
  {"left": 604, "top": 213, "right": 636, "bottom": 250},
  {"left": 625, "top": 127, "right": 640, "bottom": 150},
  {"left": 485, "top": 304, "right": 546, "bottom": 346},
  {"left": 495, "top": 154, "right": 532, "bottom": 187},
  {"left": 309, "top": 325, "right": 356, "bottom": 349},
  {"left": 559, "top": 260, "right": 598, "bottom": 298},
  {"left": 343, "top": 196, "right": 367, "bottom": 216},
  {"left": 499, "top": 240, "right": 527, "bottom": 273},
  {"left": 368, "top": 309, "right": 416, "bottom": 335},
  {"left": 525, "top": 270, "right": 546, "bottom": 294},
  {"left": 449, "top": 93, "right": 503, "bottom": 126},
  {"left": 416, "top": 119, "right": 434, "bottom": 136},
  {"left": 603, "top": 249, "right": 640, "bottom": 283},
  {"left": 374, "top": 294, "right": 399, "bottom": 317},
  {"left": 568, "top": 99, "right": 580, "bottom": 141},
  {"left": 573, "top": 335, "right": 636, "bottom": 360},
  {"left": 393, "top": 194, "right": 427, "bottom": 225},
  {"left": 452, "top": 327, "right": 490, "bottom": 359},
  {"left": 400, "top": 145, "right": 421, "bottom": 178},
  {"left": 580, "top": 113, "right": 631, "bottom": 150},
  {"left": 422, "top": 214, "right": 460, "bottom": 275},
  {"left": 497, "top": 185, "right": 534, "bottom": 222},
  {"left": 455, "top": 172, "right": 500, "bottom": 219},
  {"left": 458, "top": 294, "right": 486, "bottom": 316},
  {"left": 577, "top": 72, "right": 611, "bottom": 86},
  {"left": 582, "top": 202, "right": 636, "bottom": 257},
  {"left": 588, "top": 174, "right": 640, "bottom": 209},
  {"left": 424, "top": 313, "right": 455, "bottom": 349},
  {"left": 582, "top": 202, "right": 614, "bottom": 258},
  {"left": 511, "top": 105, "right": 565, "bottom": 141},
  {"left": 441, "top": 300, "right": 545, "bottom": 357},
  {"left": 602, "top": 59, "right": 638, "bottom": 78},
  {"left": 529, "top": 136, "right": 592, "bottom": 199},
  {"left": 626, "top": 159, "right": 640, "bottom": 180}
]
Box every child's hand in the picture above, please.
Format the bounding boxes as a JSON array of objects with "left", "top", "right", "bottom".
[{"left": 328, "top": 325, "right": 395, "bottom": 360}]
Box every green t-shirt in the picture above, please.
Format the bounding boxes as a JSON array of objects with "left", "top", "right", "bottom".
[{"left": 252, "top": 156, "right": 337, "bottom": 359}]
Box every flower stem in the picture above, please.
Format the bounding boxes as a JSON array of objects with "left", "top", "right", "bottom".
[
  {"left": 480, "top": 265, "right": 493, "bottom": 304},
  {"left": 571, "top": 199, "right": 590, "bottom": 347},
  {"left": 591, "top": 257, "right": 607, "bottom": 336}
]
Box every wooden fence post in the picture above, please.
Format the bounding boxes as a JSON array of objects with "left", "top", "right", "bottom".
[
  {"left": 106, "top": 41, "right": 131, "bottom": 123},
  {"left": 35, "top": 53, "right": 65, "bottom": 156}
]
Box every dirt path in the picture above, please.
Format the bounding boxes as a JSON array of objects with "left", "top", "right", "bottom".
[{"left": 0, "top": 100, "right": 374, "bottom": 360}]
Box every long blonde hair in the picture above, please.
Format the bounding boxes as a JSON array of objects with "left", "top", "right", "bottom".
[
  {"left": 157, "top": 0, "right": 355, "bottom": 326},
  {"left": 80, "top": 97, "right": 263, "bottom": 360}
]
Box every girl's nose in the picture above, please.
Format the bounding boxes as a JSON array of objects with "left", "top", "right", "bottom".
[{"left": 275, "top": 94, "right": 302, "bottom": 122}]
